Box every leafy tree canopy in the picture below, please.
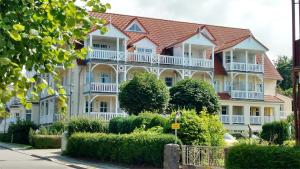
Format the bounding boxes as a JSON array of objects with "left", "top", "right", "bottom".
[
  {"left": 0, "top": 0, "right": 110, "bottom": 116},
  {"left": 274, "top": 56, "right": 292, "bottom": 91},
  {"left": 169, "top": 78, "right": 220, "bottom": 114},
  {"left": 119, "top": 72, "right": 169, "bottom": 115}
]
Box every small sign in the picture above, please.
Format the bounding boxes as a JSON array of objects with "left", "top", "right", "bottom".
[{"left": 171, "top": 123, "right": 180, "bottom": 129}]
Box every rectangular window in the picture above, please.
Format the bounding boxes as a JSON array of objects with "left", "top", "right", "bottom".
[
  {"left": 215, "top": 80, "right": 220, "bottom": 92},
  {"left": 45, "top": 101, "right": 49, "bottom": 115},
  {"left": 250, "top": 107, "right": 260, "bottom": 116},
  {"left": 26, "top": 110, "right": 31, "bottom": 121},
  {"left": 93, "top": 43, "right": 108, "bottom": 49},
  {"left": 137, "top": 47, "right": 153, "bottom": 54},
  {"left": 225, "top": 51, "right": 231, "bottom": 63},
  {"left": 100, "top": 73, "right": 111, "bottom": 83},
  {"left": 184, "top": 52, "right": 193, "bottom": 57},
  {"left": 85, "top": 71, "right": 94, "bottom": 83},
  {"left": 280, "top": 105, "right": 284, "bottom": 111},
  {"left": 15, "top": 112, "right": 20, "bottom": 120},
  {"left": 165, "top": 77, "right": 173, "bottom": 87},
  {"left": 85, "top": 101, "right": 93, "bottom": 113},
  {"left": 221, "top": 106, "right": 228, "bottom": 115},
  {"left": 100, "top": 101, "right": 108, "bottom": 112}
]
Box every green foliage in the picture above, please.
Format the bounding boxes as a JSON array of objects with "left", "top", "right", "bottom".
[
  {"left": 225, "top": 144, "right": 300, "bottom": 169},
  {"left": 0, "top": 0, "right": 110, "bottom": 116},
  {"left": 261, "top": 120, "right": 290, "bottom": 145},
  {"left": 277, "top": 87, "right": 293, "bottom": 97},
  {"left": 169, "top": 78, "right": 220, "bottom": 114},
  {"left": 66, "top": 132, "right": 179, "bottom": 167},
  {"left": 274, "top": 56, "right": 292, "bottom": 90},
  {"left": 7, "top": 120, "right": 38, "bottom": 144},
  {"left": 287, "top": 114, "right": 295, "bottom": 139},
  {"left": 68, "top": 117, "right": 107, "bottom": 136},
  {"left": 48, "top": 121, "right": 66, "bottom": 134},
  {"left": 30, "top": 135, "right": 61, "bottom": 149},
  {"left": 108, "top": 113, "right": 167, "bottom": 134},
  {"left": 119, "top": 72, "right": 169, "bottom": 115},
  {"left": 164, "top": 110, "right": 225, "bottom": 146},
  {"left": 283, "top": 140, "right": 296, "bottom": 147},
  {"left": 0, "top": 133, "right": 10, "bottom": 142}
]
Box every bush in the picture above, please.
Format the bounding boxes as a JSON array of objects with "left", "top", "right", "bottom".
[
  {"left": 66, "top": 132, "right": 179, "bottom": 167},
  {"left": 30, "top": 135, "right": 61, "bottom": 149},
  {"left": 119, "top": 72, "right": 169, "bottom": 115},
  {"left": 108, "top": 113, "right": 167, "bottom": 134},
  {"left": 48, "top": 121, "right": 66, "bottom": 134},
  {"left": 169, "top": 78, "right": 220, "bottom": 114},
  {"left": 68, "top": 117, "right": 107, "bottom": 136},
  {"left": 7, "top": 120, "right": 38, "bottom": 144},
  {"left": 164, "top": 110, "right": 225, "bottom": 146},
  {"left": 261, "top": 120, "right": 290, "bottom": 145},
  {"left": 0, "top": 133, "right": 10, "bottom": 142},
  {"left": 225, "top": 144, "right": 300, "bottom": 169}
]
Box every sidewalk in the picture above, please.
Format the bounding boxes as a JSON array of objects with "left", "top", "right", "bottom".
[{"left": 0, "top": 142, "right": 128, "bottom": 169}]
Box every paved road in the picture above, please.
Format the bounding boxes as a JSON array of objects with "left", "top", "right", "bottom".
[{"left": 0, "top": 147, "right": 71, "bottom": 169}]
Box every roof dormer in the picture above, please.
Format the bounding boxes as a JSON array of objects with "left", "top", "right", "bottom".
[{"left": 125, "top": 18, "right": 146, "bottom": 33}]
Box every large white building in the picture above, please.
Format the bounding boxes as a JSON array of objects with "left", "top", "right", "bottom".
[{"left": 2, "top": 13, "right": 292, "bottom": 133}]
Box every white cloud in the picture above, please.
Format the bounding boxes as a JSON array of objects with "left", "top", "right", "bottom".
[{"left": 104, "top": 0, "right": 292, "bottom": 61}]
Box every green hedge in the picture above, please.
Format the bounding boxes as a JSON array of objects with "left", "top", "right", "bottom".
[
  {"left": 67, "top": 117, "right": 108, "bottom": 136},
  {"left": 261, "top": 120, "right": 290, "bottom": 145},
  {"left": 31, "top": 135, "right": 61, "bottom": 149},
  {"left": 66, "top": 132, "right": 179, "bottom": 167},
  {"left": 108, "top": 113, "right": 167, "bottom": 134},
  {"left": 7, "top": 120, "right": 38, "bottom": 144},
  {"left": 0, "top": 133, "right": 10, "bottom": 142},
  {"left": 225, "top": 144, "right": 300, "bottom": 169}
]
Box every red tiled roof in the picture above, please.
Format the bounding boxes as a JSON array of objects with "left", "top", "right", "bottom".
[
  {"left": 89, "top": 12, "right": 281, "bottom": 80},
  {"left": 264, "top": 95, "right": 284, "bottom": 103},
  {"left": 218, "top": 93, "right": 231, "bottom": 100}
]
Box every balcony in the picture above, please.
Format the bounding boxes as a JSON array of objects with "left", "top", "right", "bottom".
[
  {"left": 232, "top": 115, "right": 244, "bottom": 124},
  {"left": 40, "top": 114, "right": 53, "bottom": 124},
  {"left": 219, "top": 115, "right": 230, "bottom": 124},
  {"left": 81, "top": 112, "right": 127, "bottom": 121},
  {"left": 250, "top": 116, "right": 261, "bottom": 125},
  {"left": 84, "top": 82, "right": 117, "bottom": 93},
  {"left": 264, "top": 116, "right": 273, "bottom": 124},
  {"left": 88, "top": 50, "right": 213, "bottom": 68},
  {"left": 225, "top": 62, "right": 263, "bottom": 72},
  {"left": 231, "top": 90, "right": 263, "bottom": 100}
]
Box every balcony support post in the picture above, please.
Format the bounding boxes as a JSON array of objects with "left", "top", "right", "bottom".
[
  {"left": 182, "top": 43, "right": 185, "bottom": 66},
  {"left": 88, "top": 61, "right": 92, "bottom": 115},
  {"left": 188, "top": 43, "right": 192, "bottom": 66},
  {"left": 246, "top": 73, "right": 249, "bottom": 98},
  {"left": 116, "top": 65, "right": 119, "bottom": 93},
  {"left": 124, "top": 40, "right": 127, "bottom": 62},
  {"left": 116, "top": 37, "right": 120, "bottom": 61},
  {"left": 115, "top": 96, "right": 118, "bottom": 114},
  {"left": 212, "top": 47, "right": 215, "bottom": 68},
  {"left": 261, "top": 106, "right": 265, "bottom": 124},
  {"left": 228, "top": 105, "right": 233, "bottom": 124},
  {"left": 230, "top": 49, "right": 233, "bottom": 70},
  {"left": 244, "top": 105, "right": 250, "bottom": 125},
  {"left": 245, "top": 50, "right": 248, "bottom": 71}
]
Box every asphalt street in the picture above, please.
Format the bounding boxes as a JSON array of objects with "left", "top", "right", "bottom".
[{"left": 0, "top": 147, "right": 71, "bottom": 169}]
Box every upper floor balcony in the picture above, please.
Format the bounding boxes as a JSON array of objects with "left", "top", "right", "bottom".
[
  {"left": 88, "top": 49, "right": 213, "bottom": 68},
  {"left": 223, "top": 49, "right": 264, "bottom": 73}
]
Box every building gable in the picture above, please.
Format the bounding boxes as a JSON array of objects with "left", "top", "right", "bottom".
[
  {"left": 233, "top": 36, "right": 268, "bottom": 51},
  {"left": 90, "top": 23, "right": 128, "bottom": 39}
]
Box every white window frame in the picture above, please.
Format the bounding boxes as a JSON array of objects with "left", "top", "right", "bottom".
[
  {"left": 85, "top": 101, "right": 93, "bottom": 113},
  {"left": 128, "top": 23, "right": 143, "bottom": 32},
  {"left": 100, "top": 73, "right": 111, "bottom": 83},
  {"left": 221, "top": 106, "right": 228, "bottom": 115},
  {"left": 100, "top": 101, "right": 108, "bottom": 113},
  {"left": 26, "top": 110, "right": 32, "bottom": 121},
  {"left": 136, "top": 47, "right": 153, "bottom": 54}
]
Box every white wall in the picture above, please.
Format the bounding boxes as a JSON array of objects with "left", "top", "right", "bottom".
[{"left": 264, "top": 79, "right": 277, "bottom": 96}]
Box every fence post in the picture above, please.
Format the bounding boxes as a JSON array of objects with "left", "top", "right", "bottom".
[
  {"left": 61, "top": 131, "right": 68, "bottom": 153},
  {"left": 164, "top": 144, "right": 180, "bottom": 169}
]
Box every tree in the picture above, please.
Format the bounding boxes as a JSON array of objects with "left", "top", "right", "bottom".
[
  {"left": 119, "top": 72, "right": 169, "bottom": 115},
  {"left": 274, "top": 56, "right": 292, "bottom": 90},
  {"left": 0, "top": 0, "right": 110, "bottom": 115},
  {"left": 169, "top": 78, "right": 220, "bottom": 114}
]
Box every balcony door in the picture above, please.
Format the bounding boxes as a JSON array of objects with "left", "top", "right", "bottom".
[{"left": 100, "top": 73, "right": 111, "bottom": 83}]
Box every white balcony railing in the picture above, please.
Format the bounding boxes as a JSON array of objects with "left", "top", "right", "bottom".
[
  {"left": 40, "top": 115, "right": 53, "bottom": 124},
  {"left": 225, "top": 62, "right": 263, "bottom": 72},
  {"left": 264, "top": 116, "right": 273, "bottom": 124},
  {"left": 250, "top": 116, "right": 261, "bottom": 125},
  {"left": 82, "top": 112, "right": 127, "bottom": 121},
  {"left": 85, "top": 83, "right": 117, "bottom": 93},
  {"left": 88, "top": 50, "right": 213, "bottom": 68},
  {"left": 248, "top": 64, "right": 263, "bottom": 72},
  {"left": 231, "top": 90, "right": 263, "bottom": 100},
  {"left": 127, "top": 52, "right": 153, "bottom": 63},
  {"left": 220, "top": 115, "right": 230, "bottom": 124},
  {"left": 159, "top": 55, "right": 183, "bottom": 66},
  {"left": 232, "top": 115, "right": 244, "bottom": 124}
]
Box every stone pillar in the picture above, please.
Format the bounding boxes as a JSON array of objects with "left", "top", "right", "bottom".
[
  {"left": 164, "top": 144, "right": 180, "bottom": 169},
  {"left": 244, "top": 105, "right": 250, "bottom": 125},
  {"left": 61, "top": 131, "right": 68, "bottom": 153}
]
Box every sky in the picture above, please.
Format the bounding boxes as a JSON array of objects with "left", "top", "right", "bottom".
[{"left": 102, "top": 0, "right": 292, "bottom": 62}]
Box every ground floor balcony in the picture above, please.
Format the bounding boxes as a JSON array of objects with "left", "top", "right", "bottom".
[
  {"left": 231, "top": 90, "right": 263, "bottom": 100},
  {"left": 89, "top": 49, "right": 213, "bottom": 69},
  {"left": 220, "top": 115, "right": 274, "bottom": 125},
  {"left": 84, "top": 82, "right": 117, "bottom": 93}
]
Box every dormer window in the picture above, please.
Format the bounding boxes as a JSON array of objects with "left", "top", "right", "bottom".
[
  {"left": 126, "top": 19, "right": 146, "bottom": 33},
  {"left": 128, "top": 24, "right": 142, "bottom": 32}
]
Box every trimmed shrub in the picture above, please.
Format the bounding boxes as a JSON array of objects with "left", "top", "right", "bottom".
[
  {"left": 225, "top": 144, "right": 300, "bottom": 169},
  {"left": 31, "top": 135, "right": 61, "bottom": 149},
  {"left": 48, "top": 121, "right": 66, "bottom": 134},
  {"left": 7, "top": 120, "right": 38, "bottom": 144},
  {"left": 0, "top": 133, "right": 10, "bottom": 142},
  {"left": 261, "top": 120, "right": 290, "bottom": 145},
  {"left": 119, "top": 72, "right": 169, "bottom": 115},
  {"left": 66, "top": 132, "right": 179, "bottom": 167},
  {"left": 108, "top": 113, "right": 167, "bottom": 134},
  {"left": 68, "top": 117, "right": 108, "bottom": 136},
  {"left": 164, "top": 110, "right": 225, "bottom": 146},
  {"left": 169, "top": 78, "right": 220, "bottom": 114}
]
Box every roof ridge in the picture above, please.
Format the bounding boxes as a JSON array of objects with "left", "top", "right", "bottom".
[{"left": 93, "top": 12, "right": 251, "bottom": 31}]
